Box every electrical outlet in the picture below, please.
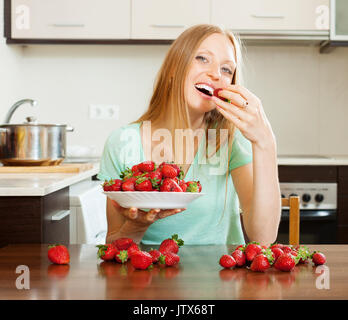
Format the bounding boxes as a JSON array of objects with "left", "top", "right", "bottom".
[{"left": 89, "top": 104, "right": 119, "bottom": 120}]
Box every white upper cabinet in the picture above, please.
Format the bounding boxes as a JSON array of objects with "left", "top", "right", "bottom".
[
  {"left": 212, "top": 0, "right": 330, "bottom": 35},
  {"left": 131, "top": 0, "right": 210, "bottom": 39},
  {"left": 11, "top": 0, "right": 131, "bottom": 39}
]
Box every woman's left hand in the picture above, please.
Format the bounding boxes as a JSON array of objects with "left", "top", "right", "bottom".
[{"left": 212, "top": 84, "right": 276, "bottom": 150}]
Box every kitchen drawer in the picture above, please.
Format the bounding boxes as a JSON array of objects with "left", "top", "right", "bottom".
[
  {"left": 212, "top": 0, "right": 329, "bottom": 33},
  {"left": 11, "top": 0, "right": 131, "bottom": 39},
  {"left": 131, "top": 0, "right": 210, "bottom": 40}
]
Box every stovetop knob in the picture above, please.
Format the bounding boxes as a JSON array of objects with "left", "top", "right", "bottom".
[
  {"left": 315, "top": 194, "right": 324, "bottom": 203},
  {"left": 302, "top": 193, "right": 311, "bottom": 203}
]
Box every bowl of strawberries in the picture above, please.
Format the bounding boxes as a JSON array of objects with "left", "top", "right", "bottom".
[{"left": 102, "top": 161, "right": 205, "bottom": 209}]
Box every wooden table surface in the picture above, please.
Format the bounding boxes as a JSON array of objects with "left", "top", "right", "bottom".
[{"left": 0, "top": 244, "right": 347, "bottom": 300}]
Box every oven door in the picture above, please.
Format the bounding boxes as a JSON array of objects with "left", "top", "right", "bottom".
[{"left": 276, "top": 209, "right": 337, "bottom": 244}]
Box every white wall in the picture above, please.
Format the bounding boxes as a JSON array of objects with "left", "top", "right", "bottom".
[{"left": 1, "top": 1, "right": 348, "bottom": 156}]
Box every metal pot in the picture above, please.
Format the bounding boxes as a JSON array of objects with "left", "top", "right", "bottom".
[{"left": 0, "top": 116, "right": 74, "bottom": 166}]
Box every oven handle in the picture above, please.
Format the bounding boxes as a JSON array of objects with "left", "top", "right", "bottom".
[{"left": 281, "top": 210, "right": 336, "bottom": 221}]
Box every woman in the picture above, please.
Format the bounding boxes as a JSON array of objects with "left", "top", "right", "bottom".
[{"left": 97, "top": 24, "right": 281, "bottom": 246}]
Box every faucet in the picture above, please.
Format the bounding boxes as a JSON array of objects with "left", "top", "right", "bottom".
[{"left": 3, "top": 99, "right": 37, "bottom": 124}]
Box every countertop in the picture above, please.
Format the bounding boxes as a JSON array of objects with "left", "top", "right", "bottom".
[
  {"left": 0, "top": 163, "right": 100, "bottom": 196},
  {"left": 0, "top": 244, "right": 346, "bottom": 300},
  {"left": 277, "top": 155, "right": 348, "bottom": 166}
]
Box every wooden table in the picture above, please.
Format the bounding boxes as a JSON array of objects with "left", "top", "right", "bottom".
[{"left": 0, "top": 244, "right": 347, "bottom": 300}]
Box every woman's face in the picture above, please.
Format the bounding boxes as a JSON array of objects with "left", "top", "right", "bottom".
[{"left": 184, "top": 33, "right": 236, "bottom": 117}]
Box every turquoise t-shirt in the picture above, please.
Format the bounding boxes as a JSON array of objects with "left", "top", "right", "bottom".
[{"left": 97, "top": 122, "right": 253, "bottom": 245}]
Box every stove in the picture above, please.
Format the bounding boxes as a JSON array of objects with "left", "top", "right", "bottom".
[{"left": 277, "top": 182, "right": 337, "bottom": 244}]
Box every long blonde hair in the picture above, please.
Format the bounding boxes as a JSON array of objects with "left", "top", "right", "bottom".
[{"left": 134, "top": 24, "right": 243, "bottom": 164}]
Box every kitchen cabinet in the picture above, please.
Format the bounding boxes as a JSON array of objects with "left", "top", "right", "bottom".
[
  {"left": 0, "top": 187, "right": 70, "bottom": 246},
  {"left": 211, "top": 0, "right": 329, "bottom": 38},
  {"left": 131, "top": 0, "right": 210, "bottom": 40},
  {"left": 10, "top": 0, "right": 130, "bottom": 40}
]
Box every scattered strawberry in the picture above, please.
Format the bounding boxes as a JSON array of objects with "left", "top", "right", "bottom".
[
  {"left": 274, "top": 253, "right": 296, "bottom": 272},
  {"left": 130, "top": 251, "right": 153, "bottom": 270},
  {"left": 271, "top": 247, "right": 284, "bottom": 261},
  {"left": 48, "top": 244, "right": 70, "bottom": 265},
  {"left": 149, "top": 249, "right": 162, "bottom": 263},
  {"left": 231, "top": 249, "right": 246, "bottom": 267},
  {"left": 96, "top": 244, "right": 117, "bottom": 261},
  {"left": 219, "top": 255, "right": 236, "bottom": 269},
  {"left": 159, "top": 234, "right": 184, "bottom": 254},
  {"left": 112, "top": 237, "right": 134, "bottom": 250},
  {"left": 250, "top": 254, "right": 271, "bottom": 272},
  {"left": 159, "top": 252, "right": 180, "bottom": 267},
  {"left": 244, "top": 242, "right": 262, "bottom": 262},
  {"left": 297, "top": 245, "right": 311, "bottom": 264},
  {"left": 311, "top": 251, "right": 326, "bottom": 265},
  {"left": 282, "top": 246, "right": 293, "bottom": 254}
]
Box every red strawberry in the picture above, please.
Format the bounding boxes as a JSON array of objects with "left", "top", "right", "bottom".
[
  {"left": 312, "top": 251, "right": 326, "bottom": 265},
  {"left": 178, "top": 180, "right": 187, "bottom": 192},
  {"left": 131, "top": 164, "right": 140, "bottom": 173},
  {"left": 121, "top": 177, "right": 137, "bottom": 191},
  {"left": 250, "top": 254, "right": 271, "bottom": 272},
  {"left": 282, "top": 246, "right": 293, "bottom": 254},
  {"left": 112, "top": 237, "right": 134, "bottom": 250},
  {"left": 271, "top": 247, "right": 284, "bottom": 261},
  {"left": 115, "top": 249, "right": 128, "bottom": 263},
  {"left": 48, "top": 244, "right": 70, "bottom": 265},
  {"left": 270, "top": 243, "right": 285, "bottom": 251},
  {"left": 244, "top": 243, "right": 262, "bottom": 262},
  {"left": 235, "top": 244, "right": 245, "bottom": 251},
  {"left": 138, "top": 161, "right": 155, "bottom": 172},
  {"left": 159, "top": 252, "right": 180, "bottom": 267},
  {"left": 130, "top": 251, "right": 153, "bottom": 270},
  {"left": 219, "top": 255, "right": 236, "bottom": 269},
  {"left": 127, "top": 243, "right": 140, "bottom": 258},
  {"left": 149, "top": 169, "right": 162, "bottom": 189},
  {"left": 274, "top": 253, "right": 296, "bottom": 272},
  {"left": 186, "top": 181, "right": 202, "bottom": 193},
  {"left": 297, "top": 245, "right": 311, "bottom": 264},
  {"left": 231, "top": 249, "right": 246, "bottom": 267},
  {"left": 213, "top": 88, "right": 230, "bottom": 103},
  {"left": 135, "top": 177, "right": 153, "bottom": 191},
  {"left": 148, "top": 249, "right": 162, "bottom": 263},
  {"left": 96, "top": 244, "right": 116, "bottom": 261},
  {"left": 159, "top": 234, "right": 184, "bottom": 254},
  {"left": 102, "top": 179, "right": 113, "bottom": 191},
  {"left": 160, "top": 178, "right": 183, "bottom": 192},
  {"left": 120, "top": 167, "right": 133, "bottom": 180},
  {"left": 161, "top": 164, "right": 178, "bottom": 179}
]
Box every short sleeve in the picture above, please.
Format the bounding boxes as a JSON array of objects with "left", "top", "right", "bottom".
[
  {"left": 228, "top": 129, "right": 253, "bottom": 171},
  {"left": 97, "top": 124, "right": 143, "bottom": 181}
]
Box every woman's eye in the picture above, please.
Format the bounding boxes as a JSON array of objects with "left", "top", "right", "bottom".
[
  {"left": 221, "top": 67, "right": 233, "bottom": 75},
  {"left": 196, "top": 55, "right": 208, "bottom": 63}
]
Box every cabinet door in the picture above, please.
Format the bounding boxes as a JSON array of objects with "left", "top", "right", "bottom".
[
  {"left": 212, "top": 0, "right": 329, "bottom": 33},
  {"left": 11, "top": 0, "right": 130, "bottom": 39},
  {"left": 131, "top": 0, "right": 210, "bottom": 39}
]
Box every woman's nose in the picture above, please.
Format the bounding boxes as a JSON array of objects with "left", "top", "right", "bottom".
[{"left": 206, "top": 63, "right": 221, "bottom": 80}]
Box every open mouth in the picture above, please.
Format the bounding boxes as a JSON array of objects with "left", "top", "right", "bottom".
[{"left": 194, "top": 83, "right": 213, "bottom": 97}]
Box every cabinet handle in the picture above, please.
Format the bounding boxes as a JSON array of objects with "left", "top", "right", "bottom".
[
  {"left": 49, "top": 24, "right": 85, "bottom": 27},
  {"left": 251, "top": 14, "right": 285, "bottom": 19},
  {"left": 51, "top": 210, "right": 70, "bottom": 221},
  {"left": 150, "top": 24, "right": 186, "bottom": 28}
]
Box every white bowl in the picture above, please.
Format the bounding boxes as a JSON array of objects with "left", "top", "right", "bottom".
[{"left": 103, "top": 191, "right": 205, "bottom": 209}]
